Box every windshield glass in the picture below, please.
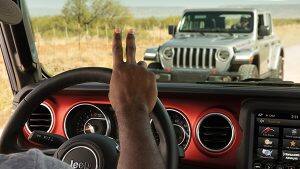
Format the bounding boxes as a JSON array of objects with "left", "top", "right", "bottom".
[
  {"left": 179, "top": 12, "right": 254, "bottom": 33},
  {"left": 23, "top": 0, "right": 300, "bottom": 84}
]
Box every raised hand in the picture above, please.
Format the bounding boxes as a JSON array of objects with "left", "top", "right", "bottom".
[
  {"left": 109, "top": 28, "right": 157, "bottom": 115},
  {"left": 108, "top": 29, "right": 164, "bottom": 169}
]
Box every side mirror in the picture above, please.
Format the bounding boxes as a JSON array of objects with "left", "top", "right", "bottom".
[
  {"left": 168, "top": 25, "right": 177, "bottom": 36},
  {"left": 258, "top": 25, "right": 271, "bottom": 37}
]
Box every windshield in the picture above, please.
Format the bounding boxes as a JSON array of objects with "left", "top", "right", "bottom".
[
  {"left": 179, "top": 11, "right": 254, "bottom": 33},
  {"left": 22, "top": 0, "right": 300, "bottom": 84}
]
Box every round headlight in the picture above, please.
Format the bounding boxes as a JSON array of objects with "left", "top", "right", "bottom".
[
  {"left": 163, "top": 47, "right": 174, "bottom": 59},
  {"left": 217, "top": 50, "right": 231, "bottom": 62}
]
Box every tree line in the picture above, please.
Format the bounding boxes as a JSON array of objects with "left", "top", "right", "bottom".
[
  {"left": 31, "top": 0, "right": 180, "bottom": 38},
  {"left": 32, "top": 15, "right": 180, "bottom": 38}
]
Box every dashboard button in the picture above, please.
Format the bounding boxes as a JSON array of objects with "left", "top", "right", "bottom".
[
  {"left": 259, "top": 126, "right": 279, "bottom": 137},
  {"left": 283, "top": 139, "right": 300, "bottom": 150},
  {"left": 257, "top": 148, "right": 278, "bottom": 159},
  {"left": 258, "top": 137, "right": 278, "bottom": 148},
  {"left": 253, "top": 163, "right": 262, "bottom": 169},
  {"left": 283, "top": 128, "right": 300, "bottom": 139},
  {"left": 282, "top": 150, "right": 300, "bottom": 161}
]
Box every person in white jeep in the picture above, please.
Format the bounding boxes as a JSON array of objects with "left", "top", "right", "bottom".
[{"left": 232, "top": 16, "right": 251, "bottom": 31}]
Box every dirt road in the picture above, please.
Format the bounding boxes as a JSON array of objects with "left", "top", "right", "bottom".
[{"left": 284, "top": 44, "right": 300, "bottom": 83}]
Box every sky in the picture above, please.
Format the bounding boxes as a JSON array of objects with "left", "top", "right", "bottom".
[{"left": 26, "top": 0, "right": 300, "bottom": 8}]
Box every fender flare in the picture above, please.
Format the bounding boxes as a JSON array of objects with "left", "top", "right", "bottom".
[{"left": 269, "top": 45, "right": 284, "bottom": 70}]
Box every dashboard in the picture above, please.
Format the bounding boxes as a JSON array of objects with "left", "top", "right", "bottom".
[{"left": 17, "top": 83, "right": 300, "bottom": 169}]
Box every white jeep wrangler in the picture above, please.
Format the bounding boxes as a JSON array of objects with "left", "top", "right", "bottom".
[{"left": 144, "top": 8, "right": 284, "bottom": 82}]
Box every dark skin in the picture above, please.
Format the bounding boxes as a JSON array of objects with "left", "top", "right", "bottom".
[{"left": 109, "top": 28, "right": 165, "bottom": 169}]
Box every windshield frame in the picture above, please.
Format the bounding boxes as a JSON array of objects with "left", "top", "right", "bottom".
[{"left": 178, "top": 11, "right": 255, "bottom": 34}]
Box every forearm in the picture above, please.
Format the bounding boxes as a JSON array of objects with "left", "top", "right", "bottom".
[
  {"left": 110, "top": 29, "right": 162, "bottom": 169},
  {"left": 116, "top": 108, "right": 165, "bottom": 169}
]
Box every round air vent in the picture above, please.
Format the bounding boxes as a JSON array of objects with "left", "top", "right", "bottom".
[
  {"left": 25, "top": 104, "right": 54, "bottom": 133},
  {"left": 196, "top": 113, "right": 234, "bottom": 152}
]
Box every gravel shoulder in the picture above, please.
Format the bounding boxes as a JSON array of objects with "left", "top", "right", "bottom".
[{"left": 284, "top": 44, "right": 300, "bottom": 83}]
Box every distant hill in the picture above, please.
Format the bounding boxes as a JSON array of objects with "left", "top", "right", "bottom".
[
  {"left": 236, "top": 4, "right": 300, "bottom": 19},
  {"left": 128, "top": 7, "right": 185, "bottom": 18},
  {"left": 129, "top": 4, "right": 300, "bottom": 18},
  {"left": 29, "top": 4, "right": 300, "bottom": 19},
  {"left": 29, "top": 8, "right": 61, "bottom": 17}
]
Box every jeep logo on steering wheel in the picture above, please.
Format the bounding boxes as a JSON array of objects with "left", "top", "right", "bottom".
[
  {"left": 70, "top": 160, "right": 92, "bottom": 169},
  {"left": 61, "top": 146, "right": 99, "bottom": 169}
]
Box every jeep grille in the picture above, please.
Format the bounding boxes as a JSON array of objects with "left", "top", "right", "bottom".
[{"left": 173, "top": 48, "right": 217, "bottom": 69}]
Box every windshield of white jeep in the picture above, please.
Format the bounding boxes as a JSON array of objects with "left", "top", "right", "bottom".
[
  {"left": 21, "top": 0, "right": 300, "bottom": 84},
  {"left": 178, "top": 12, "right": 254, "bottom": 33}
]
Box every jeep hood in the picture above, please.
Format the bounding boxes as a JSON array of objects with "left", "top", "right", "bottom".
[{"left": 163, "top": 34, "right": 253, "bottom": 49}]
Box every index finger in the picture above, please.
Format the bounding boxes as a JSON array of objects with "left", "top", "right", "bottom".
[{"left": 112, "top": 28, "right": 124, "bottom": 68}]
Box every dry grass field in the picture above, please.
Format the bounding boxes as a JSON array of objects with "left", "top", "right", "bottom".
[
  {"left": 36, "top": 28, "right": 170, "bottom": 75},
  {"left": 0, "top": 55, "right": 13, "bottom": 126},
  {"left": 276, "top": 24, "right": 300, "bottom": 46},
  {"left": 0, "top": 25, "right": 300, "bottom": 127}
]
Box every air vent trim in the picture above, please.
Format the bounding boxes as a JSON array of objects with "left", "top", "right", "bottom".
[
  {"left": 167, "top": 109, "right": 191, "bottom": 150},
  {"left": 196, "top": 113, "right": 235, "bottom": 152},
  {"left": 25, "top": 103, "right": 54, "bottom": 133}
]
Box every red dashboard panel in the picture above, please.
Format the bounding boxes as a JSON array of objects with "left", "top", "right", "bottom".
[
  {"left": 23, "top": 91, "right": 244, "bottom": 169},
  {"left": 160, "top": 94, "right": 243, "bottom": 168}
]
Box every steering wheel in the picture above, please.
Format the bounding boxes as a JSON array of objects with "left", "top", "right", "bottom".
[{"left": 0, "top": 67, "right": 178, "bottom": 169}]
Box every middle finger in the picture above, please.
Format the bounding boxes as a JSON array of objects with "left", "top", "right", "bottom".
[{"left": 126, "top": 29, "right": 136, "bottom": 64}]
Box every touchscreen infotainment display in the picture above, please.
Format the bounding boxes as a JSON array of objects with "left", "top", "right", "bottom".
[{"left": 254, "top": 111, "right": 300, "bottom": 169}]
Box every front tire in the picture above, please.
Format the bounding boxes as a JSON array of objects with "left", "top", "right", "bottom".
[{"left": 238, "top": 64, "right": 259, "bottom": 81}]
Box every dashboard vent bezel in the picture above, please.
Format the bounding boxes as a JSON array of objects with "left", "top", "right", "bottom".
[
  {"left": 25, "top": 103, "right": 54, "bottom": 133},
  {"left": 167, "top": 108, "right": 191, "bottom": 150},
  {"left": 196, "top": 113, "right": 235, "bottom": 152}
]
